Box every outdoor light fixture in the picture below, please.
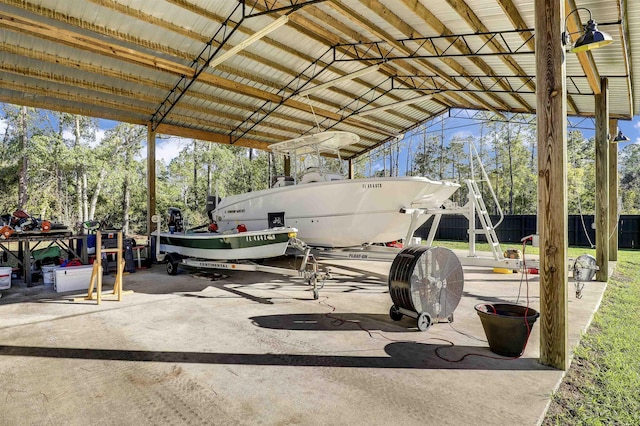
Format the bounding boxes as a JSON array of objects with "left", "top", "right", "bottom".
[
  {"left": 612, "top": 130, "right": 631, "bottom": 143},
  {"left": 563, "top": 8, "right": 613, "bottom": 53}
]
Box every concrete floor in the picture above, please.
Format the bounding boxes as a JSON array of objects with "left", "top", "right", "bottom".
[{"left": 0, "top": 252, "right": 606, "bottom": 426}]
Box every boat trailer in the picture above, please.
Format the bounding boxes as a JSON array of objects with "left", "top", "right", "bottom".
[{"left": 152, "top": 218, "right": 331, "bottom": 300}]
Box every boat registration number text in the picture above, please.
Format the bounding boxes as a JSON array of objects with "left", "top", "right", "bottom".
[
  {"left": 362, "top": 183, "right": 382, "bottom": 189},
  {"left": 245, "top": 234, "right": 277, "bottom": 242}
]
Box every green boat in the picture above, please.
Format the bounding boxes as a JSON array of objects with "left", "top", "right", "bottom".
[{"left": 158, "top": 227, "right": 297, "bottom": 261}]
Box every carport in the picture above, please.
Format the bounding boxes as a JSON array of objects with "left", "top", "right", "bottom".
[{"left": 1, "top": 0, "right": 638, "bottom": 372}]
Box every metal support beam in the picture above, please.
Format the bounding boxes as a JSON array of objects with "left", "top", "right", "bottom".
[
  {"left": 228, "top": 47, "right": 336, "bottom": 143},
  {"left": 152, "top": 0, "right": 326, "bottom": 132},
  {"left": 595, "top": 78, "right": 610, "bottom": 281},
  {"left": 150, "top": 2, "right": 245, "bottom": 131},
  {"left": 391, "top": 74, "right": 625, "bottom": 96},
  {"left": 246, "top": 0, "right": 328, "bottom": 17},
  {"left": 535, "top": 0, "right": 569, "bottom": 370},
  {"left": 334, "top": 28, "right": 536, "bottom": 62}
]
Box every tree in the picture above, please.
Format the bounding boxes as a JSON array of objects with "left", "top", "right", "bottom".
[
  {"left": 620, "top": 143, "right": 640, "bottom": 213},
  {"left": 567, "top": 130, "right": 595, "bottom": 214},
  {"left": 412, "top": 132, "right": 443, "bottom": 179}
]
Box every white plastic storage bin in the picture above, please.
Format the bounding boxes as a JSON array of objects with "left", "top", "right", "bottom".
[
  {"left": 0, "top": 266, "right": 11, "bottom": 290},
  {"left": 54, "top": 265, "right": 94, "bottom": 293}
]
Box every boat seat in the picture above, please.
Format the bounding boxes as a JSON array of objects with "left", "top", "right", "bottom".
[
  {"left": 272, "top": 175, "right": 295, "bottom": 187},
  {"left": 300, "top": 168, "right": 344, "bottom": 184}
]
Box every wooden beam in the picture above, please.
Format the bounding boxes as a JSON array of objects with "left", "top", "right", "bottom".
[
  {"left": 278, "top": 4, "right": 459, "bottom": 115},
  {"left": 147, "top": 125, "right": 157, "bottom": 235},
  {"left": 0, "top": 63, "right": 309, "bottom": 137},
  {"left": 83, "top": 0, "right": 415, "bottom": 128},
  {"left": 0, "top": 42, "right": 326, "bottom": 130},
  {"left": 564, "top": 0, "right": 602, "bottom": 96},
  {"left": 535, "top": 0, "right": 569, "bottom": 370},
  {"left": 394, "top": 0, "right": 533, "bottom": 111},
  {"left": 155, "top": 124, "right": 271, "bottom": 151},
  {"left": 8, "top": 0, "right": 411, "bottom": 129},
  {"left": 0, "top": 10, "right": 395, "bottom": 137},
  {"left": 609, "top": 118, "right": 619, "bottom": 261},
  {"left": 0, "top": 76, "right": 293, "bottom": 142},
  {"left": 595, "top": 78, "right": 610, "bottom": 282},
  {"left": 495, "top": 0, "right": 580, "bottom": 114}
]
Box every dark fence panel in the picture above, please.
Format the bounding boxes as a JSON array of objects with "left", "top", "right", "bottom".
[
  {"left": 619, "top": 216, "right": 640, "bottom": 249},
  {"left": 416, "top": 214, "right": 640, "bottom": 249}
]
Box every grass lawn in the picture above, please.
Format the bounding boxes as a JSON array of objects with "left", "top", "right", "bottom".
[{"left": 433, "top": 240, "right": 640, "bottom": 425}]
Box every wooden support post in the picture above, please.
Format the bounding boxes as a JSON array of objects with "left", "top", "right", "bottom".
[
  {"left": 348, "top": 158, "right": 354, "bottom": 179},
  {"left": 116, "top": 232, "right": 123, "bottom": 301},
  {"left": 96, "top": 231, "right": 102, "bottom": 304},
  {"left": 608, "top": 118, "right": 619, "bottom": 261},
  {"left": 535, "top": 0, "right": 569, "bottom": 370},
  {"left": 595, "top": 78, "right": 609, "bottom": 281},
  {"left": 284, "top": 155, "right": 291, "bottom": 177},
  {"left": 147, "top": 125, "right": 157, "bottom": 236}
]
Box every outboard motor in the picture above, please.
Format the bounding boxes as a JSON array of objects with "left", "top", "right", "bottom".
[
  {"left": 205, "top": 195, "right": 221, "bottom": 222},
  {"left": 167, "top": 207, "right": 184, "bottom": 233}
]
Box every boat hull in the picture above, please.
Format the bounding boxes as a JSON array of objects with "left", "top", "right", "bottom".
[
  {"left": 214, "top": 177, "right": 459, "bottom": 248},
  {"left": 159, "top": 228, "right": 294, "bottom": 260}
]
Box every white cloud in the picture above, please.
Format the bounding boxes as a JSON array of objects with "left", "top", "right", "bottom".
[
  {"left": 61, "top": 128, "right": 105, "bottom": 148},
  {"left": 138, "top": 136, "right": 190, "bottom": 163},
  {"left": 0, "top": 118, "right": 7, "bottom": 135},
  {"left": 94, "top": 128, "right": 106, "bottom": 147},
  {"left": 451, "top": 130, "right": 475, "bottom": 140}
]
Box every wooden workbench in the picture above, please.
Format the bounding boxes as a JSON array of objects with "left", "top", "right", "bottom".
[{"left": 0, "top": 231, "right": 87, "bottom": 286}]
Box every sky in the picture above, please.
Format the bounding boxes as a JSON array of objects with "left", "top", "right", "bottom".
[
  {"left": 96, "top": 119, "right": 193, "bottom": 163},
  {"left": 2, "top": 111, "right": 639, "bottom": 168},
  {"left": 365, "top": 112, "right": 640, "bottom": 176},
  {"left": 94, "top": 113, "right": 640, "bottom": 169}
]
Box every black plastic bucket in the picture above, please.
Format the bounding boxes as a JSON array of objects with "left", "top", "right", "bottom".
[{"left": 474, "top": 303, "right": 539, "bottom": 357}]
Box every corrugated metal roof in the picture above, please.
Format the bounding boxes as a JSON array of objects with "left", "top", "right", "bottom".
[{"left": 0, "top": 0, "right": 637, "bottom": 157}]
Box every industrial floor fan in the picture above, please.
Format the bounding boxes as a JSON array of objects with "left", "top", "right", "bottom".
[{"left": 388, "top": 246, "right": 464, "bottom": 331}]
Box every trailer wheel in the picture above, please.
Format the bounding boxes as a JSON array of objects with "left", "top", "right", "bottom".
[{"left": 165, "top": 254, "right": 179, "bottom": 275}]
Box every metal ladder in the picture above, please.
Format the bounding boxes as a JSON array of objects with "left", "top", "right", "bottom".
[
  {"left": 458, "top": 140, "right": 505, "bottom": 261},
  {"left": 466, "top": 178, "right": 503, "bottom": 260}
]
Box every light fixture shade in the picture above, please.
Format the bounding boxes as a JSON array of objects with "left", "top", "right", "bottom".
[
  {"left": 571, "top": 19, "right": 613, "bottom": 53},
  {"left": 613, "top": 130, "right": 631, "bottom": 142}
]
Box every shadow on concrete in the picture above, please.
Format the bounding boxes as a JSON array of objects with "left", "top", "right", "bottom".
[
  {"left": 0, "top": 341, "right": 551, "bottom": 371},
  {"left": 462, "top": 291, "right": 540, "bottom": 305},
  {"left": 250, "top": 312, "right": 420, "bottom": 332}
]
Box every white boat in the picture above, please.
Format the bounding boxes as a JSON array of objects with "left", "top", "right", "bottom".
[{"left": 211, "top": 131, "right": 460, "bottom": 248}]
